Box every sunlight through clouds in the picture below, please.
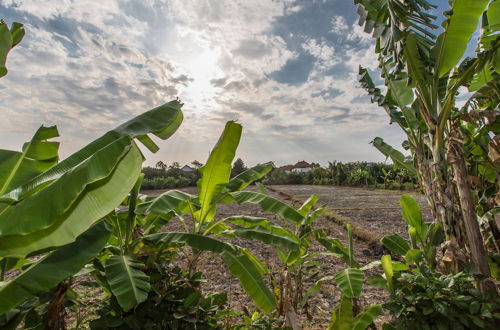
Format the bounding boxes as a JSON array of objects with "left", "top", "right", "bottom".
[{"left": 0, "top": 0, "right": 406, "bottom": 166}]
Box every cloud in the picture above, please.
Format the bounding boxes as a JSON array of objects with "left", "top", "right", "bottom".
[
  {"left": 0, "top": 0, "right": 408, "bottom": 167},
  {"left": 233, "top": 39, "right": 272, "bottom": 59},
  {"left": 330, "top": 15, "right": 348, "bottom": 34}
]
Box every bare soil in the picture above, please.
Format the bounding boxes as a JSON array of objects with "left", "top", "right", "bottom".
[{"left": 142, "top": 184, "right": 432, "bottom": 329}]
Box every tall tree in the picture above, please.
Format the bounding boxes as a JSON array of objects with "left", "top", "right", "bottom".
[
  {"left": 353, "top": 0, "right": 499, "bottom": 282},
  {"left": 231, "top": 158, "right": 247, "bottom": 177},
  {"left": 155, "top": 161, "right": 167, "bottom": 170},
  {"left": 191, "top": 160, "right": 203, "bottom": 168}
]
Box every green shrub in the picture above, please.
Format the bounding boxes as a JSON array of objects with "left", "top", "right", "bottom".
[
  {"left": 383, "top": 270, "right": 500, "bottom": 330},
  {"left": 90, "top": 263, "right": 228, "bottom": 329}
]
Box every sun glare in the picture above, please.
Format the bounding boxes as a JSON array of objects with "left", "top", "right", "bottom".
[{"left": 181, "top": 48, "right": 222, "bottom": 111}]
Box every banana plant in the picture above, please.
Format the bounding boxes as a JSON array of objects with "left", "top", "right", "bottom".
[
  {"left": 115, "top": 121, "right": 310, "bottom": 314},
  {"left": 381, "top": 195, "right": 444, "bottom": 270},
  {"left": 0, "top": 100, "right": 184, "bottom": 324},
  {"left": 264, "top": 194, "right": 325, "bottom": 321},
  {"left": 354, "top": 0, "right": 499, "bottom": 279},
  {"left": 366, "top": 196, "right": 445, "bottom": 295},
  {"left": 310, "top": 224, "right": 382, "bottom": 329}
]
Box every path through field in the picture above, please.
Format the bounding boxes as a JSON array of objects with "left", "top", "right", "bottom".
[{"left": 143, "top": 185, "right": 431, "bottom": 329}]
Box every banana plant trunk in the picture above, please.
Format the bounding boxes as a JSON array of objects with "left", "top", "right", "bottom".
[
  {"left": 447, "top": 132, "right": 490, "bottom": 279},
  {"left": 415, "top": 148, "right": 438, "bottom": 220}
]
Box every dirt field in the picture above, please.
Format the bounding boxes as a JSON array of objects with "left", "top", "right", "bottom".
[{"left": 143, "top": 185, "right": 432, "bottom": 329}]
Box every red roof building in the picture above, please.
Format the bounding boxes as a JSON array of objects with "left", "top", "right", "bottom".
[{"left": 293, "top": 160, "right": 313, "bottom": 169}]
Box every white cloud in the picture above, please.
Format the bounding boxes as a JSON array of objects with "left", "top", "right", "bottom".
[
  {"left": 0, "top": 0, "right": 405, "bottom": 166},
  {"left": 330, "top": 15, "right": 348, "bottom": 34},
  {"left": 302, "top": 38, "right": 335, "bottom": 62}
]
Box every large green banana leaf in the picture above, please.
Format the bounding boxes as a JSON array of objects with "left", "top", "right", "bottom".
[
  {"left": 225, "top": 216, "right": 272, "bottom": 229},
  {"left": 135, "top": 189, "right": 197, "bottom": 217},
  {"left": 297, "top": 194, "right": 318, "bottom": 217},
  {"left": 432, "top": 0, "right": 490, "bottom": 77},
  {"left": 104, "top": 255, "right": 151, "bottom": 312},
  {"left": 0, "top": 102, "right": 183, "bottom": 258},
  {"left": 196, "top": 121, "right": 242, "bottom": 222},
  {"left": 0, "top": 142, "right": 142, "bottom": 258},
  {"left": 0, "top": 21, "right": 24, "bottom": 78},
  {"left": 142, "top": 232, "right": 276, "bottom": 312},
  {"left": 488, "top": 0, "right": 500, "bottom": 31},
  {"left": 381, "top": 234, "right": 410, "bottom": 256},
  {"left": 352, "top": 305, "right": 382, "bottom": 330},
  {"left": 220, "top": 249, "right": 275, "bottom": 313},
  {"left": 224, "top": 162, "right": 273, "bottom": 192},
  {"left": 334, "top": 268, "right": 363, "bottom": 298},
  {"left": 229, "top": 226, "right": 299, "bottom": 251},
  {"left": 329, "top": 294, "right": 353, "bottom": 330},
  {"left": 371, "top": 137, "right": 416, "bottom": 175},
  {"left": 0, "top": 221, "right": 111, "bottom": 314},
  {"left": 1, "top": 101, "right": 183, "bottom": 202},
  {"left": 0, "top": 137, "right": 132, "bottom": 236},
  {"left": 228, "top": 191, "right": 304, "bottom": 224},
  {"left": 385, "top": 77, "right": 414, "bottom": 110},
  {"left": 400, "top": 195, "right": 426, "bottom": 237},
  {"left": 0, "top": 126, "right": 59, "bottom": 197}
]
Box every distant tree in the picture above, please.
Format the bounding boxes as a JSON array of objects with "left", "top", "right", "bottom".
[
  {"left": 169, "top": 162, "right": 180, "bottom": 169},
  {"left": 155, "top": 161, "right": 167, "bottom": 170},
  {"left": 231, "top": 158, "right": 247, "bottom": 177},
  {"left": 191, "top": 160, "right": 203, "bottom": 168}
]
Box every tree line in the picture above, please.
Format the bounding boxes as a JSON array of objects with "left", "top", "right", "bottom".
[{"left": 142, "top": 159, "right": 417, "bottom": 190}]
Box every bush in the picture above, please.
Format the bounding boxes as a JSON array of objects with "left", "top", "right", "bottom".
[
  {"left": 91, "top": 263, "right": 228, "bottom": 329},
  {"left": 141, "top": 175, "right": 195, "bottom": 190},
  {"left": 383, "top": 270, "right": 500, "bottom": 330}
]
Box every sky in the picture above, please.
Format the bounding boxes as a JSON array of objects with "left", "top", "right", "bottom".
[{"left": 0, "top": 0, "right": 450, "bottom": 167}]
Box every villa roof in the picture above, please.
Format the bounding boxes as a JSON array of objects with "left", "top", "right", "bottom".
[{"left": 294, "top": 160, "right": 313, "bottom": 168}]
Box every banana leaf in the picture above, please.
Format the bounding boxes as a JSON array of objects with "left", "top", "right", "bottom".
[
  {"left": 228, "top": 191, "right": 304, "bottom": 224},
  {"left": 432, "top": 0, "right": 490, "bottom": 77},
  {"left": 142, "top": 232, "right": 275, "bottom": 312},
  {"left": 104, "top": 255, "right": 150, "bottom": 312},
  {"left": 0, "top": 221, "right": 111, "bottom": 314},
  {"left": 0, "top": 102, "right": 183, "bottom": 258},
  {"left": 196, "top": 121, "right": 241, "bottom": 222}
]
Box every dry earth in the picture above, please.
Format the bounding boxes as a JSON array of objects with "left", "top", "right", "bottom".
[{"left": 142, "top": 184, "right": 432, "bottom": 329}]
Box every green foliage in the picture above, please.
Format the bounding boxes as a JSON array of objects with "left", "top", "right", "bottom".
[
  {"left": 370, "top": 138, "right": 416, "bottom": 176},
  {"left": 328, "top": 295, "right": 382, "bottom": 330},
  {"left": 307, "top": 224, "right": 382, "bottom": 328},
  {"left": 0, "top": 101, "right": 183, "bottom": 258},
  {"left": 126, "top": 121, "right": 306, "bottom": 313},
  {"left": 196, "top": 121, "right": 241, "bottom": 222},
  {"left": 91, "top": 263, "right": 228, "bottom": 329},
  {"left": 265, "top": 161, "right": 416, "bottom": 189},
  {"left": 0, "top": 221, "right": 111, "bottom": 315},
  {"left": 355, "top": 0, "right": 500, "bottom": 280},
  {"left": 141, "top": 175, "right": 195, "bottom": 190},
  {"left": 383, "top": 271, "right": 500, "bottom": 330},
  {"left": 265, "top": 194, "right": 325, "bottom": 320},
  {"left": 380, "top": 195, "right": 444, "bottom": 269},
  {"left": 104, "top": 255, "right": 151, "bottom": 312},
  {"left": 229, "top": 312, "right": 289, "bottom": 330},
  {"left": 334, "top": 268, "right": 364, "bottom": 298},
  {"left": 370, "top": 195, "right": 500, "bottom": 329},
  {"left": 0, "top": 101, "right": 183, "bottom": 327}
]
